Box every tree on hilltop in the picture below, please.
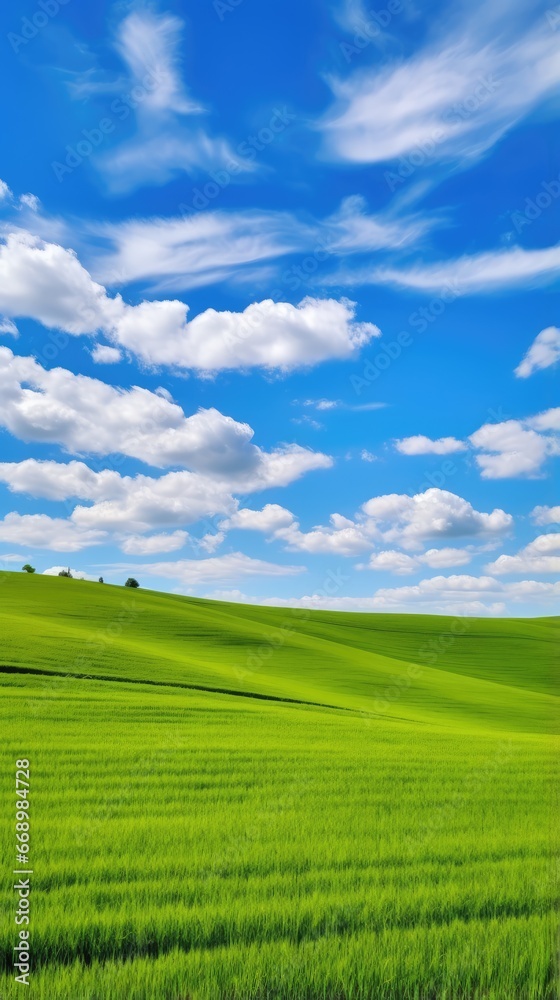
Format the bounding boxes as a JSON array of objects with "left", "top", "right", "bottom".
[
  {"left": 125, "top": 577, "right": 140, "bottom": 588},
  {"left": 22, "top": 564, "right": 36, "bottom": 574}
]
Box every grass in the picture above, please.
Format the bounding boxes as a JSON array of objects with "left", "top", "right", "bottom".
[{"left": 0, "top": 573, "right": 558, "bottom": 998}]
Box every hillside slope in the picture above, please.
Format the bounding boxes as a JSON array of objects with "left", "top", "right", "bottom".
[{"left": 1, "top": 573, "right": 558, "bottom": 733}]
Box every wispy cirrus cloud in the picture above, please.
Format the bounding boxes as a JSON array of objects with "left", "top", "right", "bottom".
[
  {"left": 333, "top": 243, "right": 560, "bottom": 294},
  {"left": 69, "top": 9, "right": 253, "bottom": 193},
  {"left": 319, "top": 5, "right": 560, "bottom": 175}
]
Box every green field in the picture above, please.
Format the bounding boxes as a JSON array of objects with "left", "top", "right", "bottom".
[{"left": 1, "top": 572, "right": 558, "bottom": 998}]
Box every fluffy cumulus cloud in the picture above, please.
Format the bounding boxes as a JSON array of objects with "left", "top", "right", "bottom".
[
  {"left": 532, "top": 505, "right": 560, "bottom": 525},
  {"left": 361, "top": 489, "right": 511, "bottom": 550},
  {"left": 91, "top": 344, "right": 122, "bottom": 364},
  {"left": 396, "top": 408, "right": 560, "bottom": 479},
  {"left": 395, "top": 435, "right": 467, "bottom": 456},
  {"left": 469, "top": 409, "right": 560, "bottom": 478},
  {"left": 67, "top": 472, "right": 235, "bottom": 535},
  {"left": 368, "top": 547, "right": 472, "bottom": 574},
  {"left": 278, "top": 514, "right": 374, "bottom": 556},
  {"left": 320, "top": 9, "right": 560, "bottom": 171},
  {"left": 515, "top": 327, "right": 560, "bottom": 378},
  {"left": 0, "top": 233, "right": 379, "bottom": 371},
  {"left": 222, "top": 505, "right": 296, "bottom": 534},
  {"left": 221, "top": 504, "right": 372, "bottom": 556},
  {"left": 0, "top": 459, "right": 124, "bottom": 502},
  {"left": 0, "top": 350, "right": 331, "bottom": 482},
  {"left": 486, "top": 534, "right": 560, "bottom": 575},
  {"left": 221, "top": 490, "right": 510, "bottom": 562},
  {"left": 0, "top": 513, "right": 106, "bottom": 551}
]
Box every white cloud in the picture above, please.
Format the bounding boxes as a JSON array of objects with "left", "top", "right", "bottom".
[
  {"left": 125, "top": 552, "right": 305, "bottom": 586},
  {"left": 91, "top": 210, "right": 302, "bottom": 292},
  {"left": 0, "top": 350, "right": 331, "bottom": 483},
  {"left": 367, "top": 550, "right": 419, "bottom": 574},
  {"left": 222, "top": 505, "right": 296, "bottom": 534},
  {"left": 367, "top": 546, "right": 471, "bottom": 574},
  {"left": 0, "top": 233, "right": 379, "bottom": 371},
  {"left": 395, "top": 408, "right": 560, "bottom": 481},
  {"left": 301, "top": 396, "right": 386, "bottom": 414},
  {"left": 515, "top": 326, "right": 560, "bottom": 378},
  {"left": 42, "top": 566, "right": 98, "bottom": 580},
  {"left": 360, "top": 450, "right": 377, "bottom": 463},
  {"left": 0, "top": 452, "right": 331, "bottom": 545},
  {"left": 70, "top": 473, "right": 235, "bottom": 534},
  {"left": 255, "top": 575, "right": 560, "bottom": 614},
  {"left": 203, "top": 588, "right": 250, "bottom": 603},
  {"left": 90, "top": 197, "right": 427, "bottom": 294},
  {"left": 220, "top": 490, "right": 511, "bottom": 563},
  {"left": 119, "top": 531, "right": 188, "bottom": 555},
  {"left": 91, "top": 344, "right": 122, "bottom": 364},
  {"left": 395, "top": 435, "right": 467, "bottom": 455},
  {"left": 277, "top": 513, "right": 374, "bottom": 556},
  {"left": 530, "top": 407, "right": 560, "bottom": 432},
  {"left": 320, "top": 11, "right": 560, "bottom": 171},
  {"left": 486, "top": 533, "right": 560, "bottom": 575},
  {"left": 361, "top": 488, "right": 511, "bottom": 550},
  {"left": 0, "top": 513, "right": 105, "bottom": 552},
  {"left": 303, "top": 398, "right": 341, "bottom": 411},
  {"left": 469, "top": 411, "right": 560, "bottom": 478},
  {"left": 73, "top": 10, "right": 251, "bottom": 193},
  {"left": 360, "top": 575, "right": 560, "bottom": 612},
  {"left": 112, "top": 295, "right": 378, "bottom": 372},
  {"left": 0, "top": 180, "right": 12, "bottom": 201},
  {"left": 0, "top": 459, "right": 124, "bottom": 502},
  {"left": 198, "top": 531, "right": 225, "bottom": 554},
  {"left": 0, "top": 317, "right": 18, "bottom": 336},
  {"left": 371, "top": 244, "right": 560, "bottom": 295},
  {"left": 323, "top": 195, "right": 432, "bottom": 253},
  {"left": 421, "top": 547, "right": 472, "bottom": 569},
  {"left": 93, "top": 206, "right": 302, "bottom": 290},
  {"left": 19, "top": 193, "right": 39, "bottom": 212},
  {"left": 532, "top": 505, "right": 560, "bottom": 525}
]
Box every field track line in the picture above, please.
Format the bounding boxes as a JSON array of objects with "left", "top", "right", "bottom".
[{"left": 0, "top": 663, "right": 401, "bottom": 719}]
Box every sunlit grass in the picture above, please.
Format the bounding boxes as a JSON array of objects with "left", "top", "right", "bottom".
[{"left": 0, "top": 574, "right": 557, "bottom": 998}]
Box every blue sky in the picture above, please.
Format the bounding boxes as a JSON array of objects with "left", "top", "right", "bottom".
[{"left": 0, "top": 0, "right": 558, "bottom": 615}]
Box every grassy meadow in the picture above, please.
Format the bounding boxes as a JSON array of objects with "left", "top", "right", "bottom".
[{"left": 0, "top": 573, "right": 558, "bottom": 998}]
